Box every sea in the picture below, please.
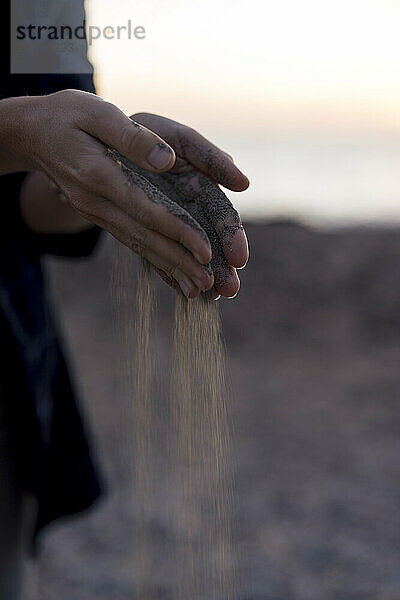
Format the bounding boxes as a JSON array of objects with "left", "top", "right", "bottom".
[{"left": 222, "top": 131, "right": 400, "bottom": 228}]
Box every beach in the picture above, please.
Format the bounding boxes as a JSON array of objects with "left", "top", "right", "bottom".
[{"left": 25, "top": 221, "right": 400, "bottom": 600}]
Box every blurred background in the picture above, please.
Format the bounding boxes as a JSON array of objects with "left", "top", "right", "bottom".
[
  {"left": 88, "top": 0, "right": 400, "bottom": 225},
  {"left": 26, "top": 1, "right": 400, "bottom": 599}
]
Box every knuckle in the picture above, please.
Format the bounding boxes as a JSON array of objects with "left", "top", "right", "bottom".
[
  {"left": 54, "top": 88, "right": 75, "bottom": 101},
  {"left": 69, "top": 193, "right": 94, "bottom": 218},
  {"left": 166, "top": 256, "right": 185, "bottom": 278},
  {"left": 186, "top": 125, "right": 197, "bottom": 136},
  {"left": 134, "top": 205, "right": 151, "bottom": 226},
  {"left": 128, "top": 228, "right": 148, "bottom": 254},
  {"left": 72, "top": 160, "right": 100, "bottom": 190},
  {"left": 164, "top": 263, "right": 176, "bottom": 277},
  {"left": 71, "top": 193, "right": 110, "bottom": 223},
  {"left": 83, "top": 161, "right": 99, "bottom": 183},
  {"left": 66, "top": 188, "right": 82, "bottom": 207},
  {"left": 175, "top": 228, "right": 186, "bottom": 247},
  {"left": 167, "top": 218, "right": 186, "bottom": 246},
  {"left": 178, "top": 124, "right": 197, "bottom": 145},
  {"left": 178, "top": 123, "right": 193, "bottom": 136},
  {"left": 175, "top": 256, "right": 185, "bottom": 272},
  {"left": 52, "top": 89, "right": 85, "bottom": 112}
]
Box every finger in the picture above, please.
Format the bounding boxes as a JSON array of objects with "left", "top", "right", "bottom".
[
  {"left": 75, "top": 192, "right": 212, "bottom": 293},
  {"left": 212, "top": 261, "right": 241, "bottom": 298},
  {"left": 144, "top": 230, "right": 214, "bottom": 292},
  {"left": 88, "top": 211, "right": 201, "bottom": 298},
  {"left": 127, "top": 111, "right": 249, "bottom": 190},
  {"left": 204, "top": 227, "right": 241, "bottom": 298},
  {"left": 107, "top": 149, "right": 212, "bottom": 264},
  {"left": 152, "top": 267, "right": 181, "bottom": 294},
  {"left": 81, "top": 96, "right": 176, "bottom": 172},
  {"left": 224, "top": 226, "right": 249, "bottom": 270},
  {"left": 144, "top": 250, "right": 203, "bottom": 299},
  {"left": 124, "top": 236, "right": 201, "bottom": 298},
  {"left": 204, "top": 288, "right": 221, "bottom": 301},
  {"left": 73, "top": 143, "right": 212, "bottom": 265},
  {"left": 178, "top": 126, "right": 249, "bottom": 191},
  {"left": 126, "top": 166, "right": 248, "bottom": 269},
  {"left": 197, "top": 178, "right": 249, "bottom": 268},
  {"left": 153, "top": 266, "right": 215, "bottom": 299}
]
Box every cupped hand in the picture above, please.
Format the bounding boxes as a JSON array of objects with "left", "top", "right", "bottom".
[
  {"left": 4, "top": 91, "right": 249, "bottom": 298},
  {"left": 128, "top": 113, "right": 250, "bottom": 299},
  {"left": 7, "top": 90, "right": 215, "bottom": 295}
]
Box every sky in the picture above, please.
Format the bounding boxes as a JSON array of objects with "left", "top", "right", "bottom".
[{"left": 85, "top": 0, "right": 400, "bottom": 224}]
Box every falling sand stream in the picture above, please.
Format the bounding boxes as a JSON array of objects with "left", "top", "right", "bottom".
[{"left": 112, "top": 250, "right": 237, "bottom": 599}]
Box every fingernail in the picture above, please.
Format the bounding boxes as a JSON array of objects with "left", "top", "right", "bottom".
[
  {"left": 148, "top": 142, "right": 173, "bottom": 169},
  {"left": 179, "top": 280, "right": 190, "bottom": 297}
]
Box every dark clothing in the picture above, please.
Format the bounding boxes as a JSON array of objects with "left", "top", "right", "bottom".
[{"left": 1, "top": 4, "right": 102, "bottom": 544}]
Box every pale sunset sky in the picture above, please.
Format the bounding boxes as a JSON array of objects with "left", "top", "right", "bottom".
[{"left": 85, "top": 0, "right": 400, "bottom": 224}]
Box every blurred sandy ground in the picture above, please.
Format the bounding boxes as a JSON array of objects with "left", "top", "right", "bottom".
[{"left": 25, "top": 222, "right": 400, "bottom": 600}]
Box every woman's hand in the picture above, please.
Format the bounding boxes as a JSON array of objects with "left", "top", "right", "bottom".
[
  {"left": 0, "top": 92, "right": 249, "bottom": 298},
  {"left": 129, "top": 113, "right": 250, "bottom": 299},
  {"left": 0, "top": 90, "right": 214, "bottom": 295}
]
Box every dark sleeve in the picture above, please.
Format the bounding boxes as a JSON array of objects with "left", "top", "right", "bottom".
[
  {"left": 0, "top": 32, "right": 101, "bottom": 258},
  {"left": 0, "top": 171, "right": 102, "bottom": 258}
]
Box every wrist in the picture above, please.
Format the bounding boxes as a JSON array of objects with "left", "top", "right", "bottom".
[{"left": 0, "top": 95, "right": 42, "bottom": 175}]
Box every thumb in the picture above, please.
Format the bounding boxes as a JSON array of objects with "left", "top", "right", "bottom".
[{"left": 82, "top": 97, "right": 176, "bottom": 173}]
